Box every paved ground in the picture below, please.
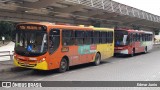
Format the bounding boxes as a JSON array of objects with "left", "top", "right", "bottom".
[
  {"left": 0, "top": 45, "right": 160, "bottom": 81},
  {"left": 0, "top": 45, "right": 160, "bottom": 90}
]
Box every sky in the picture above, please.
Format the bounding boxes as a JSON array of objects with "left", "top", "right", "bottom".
[{"left": 113, "top": 0, "right": 160, "bottom": 16}]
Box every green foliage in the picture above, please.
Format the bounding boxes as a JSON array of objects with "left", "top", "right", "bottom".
[
  {"left": 0, "top": 21, "right": 15, "bottom": 40},
  {"left": 132, "top": 25, "right": 141, "bottom": 30}
]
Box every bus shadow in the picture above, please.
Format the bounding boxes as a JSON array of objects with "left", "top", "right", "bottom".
[
  {"left": 31, "top": 61, "right": 109, "bottom": 76},
  {"left": 114, "top": 52, "right": 150, "bottom": 58},
  {"left": 11, "top": 67, "right": 31, "bottom": 72}
]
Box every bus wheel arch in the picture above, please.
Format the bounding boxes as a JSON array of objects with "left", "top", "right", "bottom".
[
  {"left": 130, "top": 48, "right": 135, "bottom": 57},
  {"left": 93, "top": 52, "right": 101, "bottom": 66},
  {"left": 97, "top": 52, "right": 101, "bottom": 59},
  {"left": 58, "top": 56, "right": 69, "bottom": 73},
  {"left": 144, "top": 46, "right": 148, "bottom": 54}
]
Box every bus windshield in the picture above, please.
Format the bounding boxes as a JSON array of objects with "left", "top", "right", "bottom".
[
  {"left": 115, "top": 30, "right": 128, "bottom": 46},
  {"left": 15, "top": 30, "right": 48, "bottom": 56}
]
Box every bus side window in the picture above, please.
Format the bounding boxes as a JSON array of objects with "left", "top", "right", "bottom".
[
  {"left": 106, "top": 32, "right": 109, "bottom": 43},
  {"left": 49, "top": 29, "right": 60, "bottom": 54},
  {"left": 142, "top": 34, "right": 144, "bottom": 41},
  {"left": 62, "top": 30, "right": 75, "bottom": 46},
  {"left": 145, "top": 34, "right": 148, "bottom": 41},
  {"left": 93, "top": 31, "right": 100, "bottom": 44},
  {"left": 149, "top": 34, "right": 151, "bottom": 41},
  {"left": 133, "top": 33, "right": 136, "bottom": 42},
  {"left": 150, "top": 34, "right": 153, "bottom": 41},
  {"left": 135, "top": 33, "right": 138, "bottom": 41},
  {"left": 137, "top": 34, "right": 139, "bottom": 41},
  {"left": 108, "top": 31, "right": 113, "bottom": 43},
  {"left": 101, "top": 31, "right": 106, "bottom": 44},
  {"left": 75, "top": 31, "right": 84, "bottom": 45},
  {"left": 105, "top": 32, "right": 107, "bottom": 43},
  {"left": 144, "top": 34, "right": 146, "bottom": 41},
  {"left": 131, "top": 33, "right": 133, "bottom": 42},
  {"left": 111, "top": 32, "right": 113, "bottom": 43},
  {"left": 148, "top": 34, "right": 150, "bottom": 41},
  {"left": 84, "top": 31, "right": 92, "bottom": 44},
  {"left": 129, "top": 33, "right": 132, "bottom": 43},
  {"left": 146, "top": 34, "right": 148, "bottom": 41},
  {"left": 140, "top": 34, "right": 142, "bottom": 41}
]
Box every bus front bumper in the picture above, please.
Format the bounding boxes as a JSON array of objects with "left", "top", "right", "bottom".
[
  {"left": 114, "top": 49, "right": 129, "bottom": 55},
  {"left": 14, "top": 58, "right": 48, "bottom": 70}
]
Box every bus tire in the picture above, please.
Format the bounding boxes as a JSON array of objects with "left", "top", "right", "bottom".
[
  {"left": 58, "top": 58, "right": 68, "bottom": 73},
  {"left": 130, "top": 49, "right": 135, "bottom": 57},
  {"left": 93, "top": 53, "right": 101, "bottom": 66},
  {"left": 144, "top": 46, "right": 148, "bottom": 54}
]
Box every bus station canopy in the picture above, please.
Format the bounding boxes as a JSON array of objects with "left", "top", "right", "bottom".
[{"left": 0, "top": 0, "right": 160, "bottom": 30}]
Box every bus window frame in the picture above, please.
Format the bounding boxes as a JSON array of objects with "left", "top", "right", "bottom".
[
  {"left": 84, "top": 30, "right": 93, "bottom": 45},
  {"left": 49, "top": 29, "right": 60, "bottom": 54},
  {"left": 93, "top": 31, "right": 100, "bottom": 44},
  {"left": 75, "top": 30, "right": 85, "bottom": 45},
  {"left": 62, "top": 29, "right": 75, "bottom": 46},
  {"left": 101, "top": 31, "right": 107, "bottom": 44},
  {"left": 108, "top": 31, "right": 113, "bottom": 43}
]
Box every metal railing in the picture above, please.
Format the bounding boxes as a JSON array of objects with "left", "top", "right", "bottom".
[
  {"left": 64, "top": 0, "right": 160, "bottom": 23},
  {"left": 0, "top": 51, "right": 14, "bottom": 60}
]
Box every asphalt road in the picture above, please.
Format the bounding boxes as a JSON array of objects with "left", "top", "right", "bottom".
[
  {"left": 1, "top": 45, "right": 160, "bottom": 81},
  {"left": 1, "top": 45, "right": 160, "bottom": 90}
]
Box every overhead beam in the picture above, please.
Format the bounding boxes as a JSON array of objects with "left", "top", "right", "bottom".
[
  {"left": 53, "top": 4, "right": 85, "bottom": 13},
  {"left": 0, "top": 9, "right": 90, "bottom": 25},
  {"left": 73, "top": 9, "right": 105, "bottom": 17},
  {"left": 20, "top": 0, "right": 60, "bottom": 9},
  {"left": 15, "top": 0, "right": 61, "bottom": 12}
]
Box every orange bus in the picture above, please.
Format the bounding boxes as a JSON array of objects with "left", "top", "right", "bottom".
[{"left": 14, "top": 22, "right": 114, "bottom": 72}]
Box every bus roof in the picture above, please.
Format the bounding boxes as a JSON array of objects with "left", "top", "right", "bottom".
[
  {"left": 17, "top": 22, "right": 93, "bottom": 31},
  {"left": 143, "top": 31, "right": 153, "bottom": 34},
  {"left": 18, "top": 22, "right": 56, "bottom": 26},
  {"left": 93, "top": 27, "right": 114, "bottom": 31},
  {"left": 115, "top": 28, "right": 153, "bottom": 34}
]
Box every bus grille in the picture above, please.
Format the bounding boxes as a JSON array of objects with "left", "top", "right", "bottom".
[{"left": 18, "top": 62, "right": 37, "bottom": 67}]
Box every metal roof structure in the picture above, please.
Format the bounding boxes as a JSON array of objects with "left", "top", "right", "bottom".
[{"left": 0, "top": 0, "right": 160, "bottom": 30}]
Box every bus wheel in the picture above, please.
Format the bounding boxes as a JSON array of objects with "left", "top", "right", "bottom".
[
  {"left": 144, "top": 47, "right": 148, "bottom": 54},
  {"left": 93, "top": 53, "right": 101, "bottom": 66},
  {"left": 130, "top": 49, "right": 135, "bottom": 57},
  {"left": 59, "top": 58, "right": 68, "bottom": 73}
]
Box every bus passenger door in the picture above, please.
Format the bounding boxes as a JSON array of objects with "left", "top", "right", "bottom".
[
  {"left": 107, "top": 31, "right": 114, "bottom": 57},
  {"left": 48, "top": 29, "right": 60, "bottom": 69}
]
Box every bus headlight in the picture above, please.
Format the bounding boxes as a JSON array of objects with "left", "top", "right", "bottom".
[
  {"left": 120, "top": 49, "right": 128, "bottom": 54},
  {"left": 42, "top": 58, "right": 46, "bottom": 61},
  {"left": 38, "top": 58, "right": 46, "bottom": 63}
]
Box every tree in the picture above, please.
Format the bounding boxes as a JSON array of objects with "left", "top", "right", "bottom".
[
  {"left": 0, "top": 21, "right": 15, "bottom": 40},
  {"left": 132, "top": 24, "right": 141, "bottom": 30}
]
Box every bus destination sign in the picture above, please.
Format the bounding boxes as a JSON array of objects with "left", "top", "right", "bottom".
[{"left": 17, "top": 25, "right": 43, "bottom": 30}]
